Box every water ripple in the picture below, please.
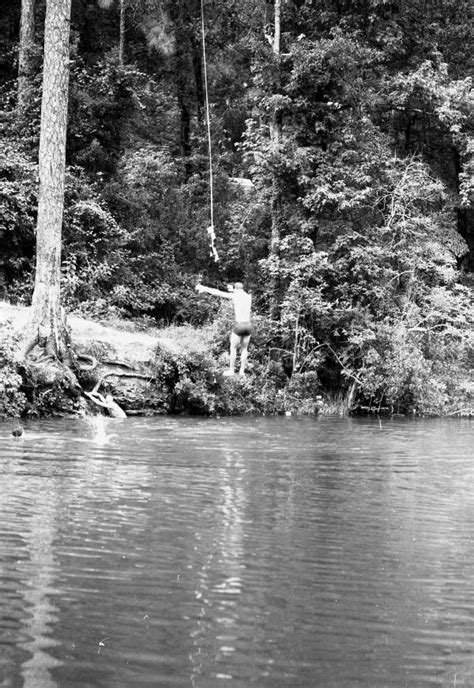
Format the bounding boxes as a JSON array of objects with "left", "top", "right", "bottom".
[{"left": 0, "top": 416, "right": 473, "bottom": 686}]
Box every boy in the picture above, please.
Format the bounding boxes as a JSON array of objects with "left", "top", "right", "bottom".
[{"left": 196, "top": 281, "right": 252, "bottom": 376}]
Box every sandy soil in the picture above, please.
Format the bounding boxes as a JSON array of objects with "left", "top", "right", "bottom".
[{"left": 0, "top": 301, "right": 209, "bottom": 362}]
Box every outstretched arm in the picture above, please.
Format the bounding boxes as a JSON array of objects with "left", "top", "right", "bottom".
[{"left": 196, "top": 284, "right": 233, "bottom": 299}]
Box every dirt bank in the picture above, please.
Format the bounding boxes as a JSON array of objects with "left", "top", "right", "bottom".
[
  {"left": 1, "top": 302, "right": 324, "bottom": 418},
  {"left": 1, "top": 301, "right": 220, "bottom": 417}
]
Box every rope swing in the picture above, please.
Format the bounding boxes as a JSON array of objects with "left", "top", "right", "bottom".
[{"left": 200, "top": 0, "right": 219, "bottom": 262}]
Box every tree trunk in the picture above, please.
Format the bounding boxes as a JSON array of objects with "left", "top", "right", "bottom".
[
  {"left": 119, "top": 0, "right": 126, "bottom": 66},
  {"left": 269, "top": 0, "right": 282, "bottom": 319},
  {"left": 272, "top": 0, "right": 280, "bottom": 55},
  {"left": 191, "top": 1, "right": 204, "bottom": 124},
  {"left": 169, "top": 0, "right": 194, "bottom": 173},
  {"left": 24, "top": 0, "right": 72, "bottom": 360},
  {"left": 18, "top": 0, "right": 36, "bottom": 115}
]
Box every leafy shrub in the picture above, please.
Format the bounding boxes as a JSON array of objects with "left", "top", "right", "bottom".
[
  {"left": 0, "top": 142, "right": 37, "bottom": 296},
  {"left": 339, "top": 281, "right": 473, "bottom": 414},
  {"left": 0, "top": 325, "right": 27, "bottom": 417}
]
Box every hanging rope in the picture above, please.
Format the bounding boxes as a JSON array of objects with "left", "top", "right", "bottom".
[{"left": 200, "top": 0, "right": 219, "bottom": 262}]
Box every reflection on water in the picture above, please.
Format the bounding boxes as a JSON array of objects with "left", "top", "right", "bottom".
[
  {"left": 19, "top": 491, "right": 61, "bottom": 688},
  {"left": 189, "top": 449, "right": 248, "bottom": 686},
  {"left": 0, "top": 415, "right": 473, "bottom": 687}
]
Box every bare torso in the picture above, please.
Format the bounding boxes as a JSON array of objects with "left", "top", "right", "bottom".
[{"left": 232, "top": 290, "right": 252, "bottom": 322}]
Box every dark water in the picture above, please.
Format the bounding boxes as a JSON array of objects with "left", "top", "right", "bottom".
[{"left": 0, "top": 415, "right": 473, "bottom": 688}]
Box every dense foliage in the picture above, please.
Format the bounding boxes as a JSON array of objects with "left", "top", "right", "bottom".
[{"left": 0, "top": 0, "right": 472, "bottom": 415}]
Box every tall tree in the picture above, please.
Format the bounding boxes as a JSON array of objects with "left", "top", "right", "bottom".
[
  {"left": 167, "top": 0, "right": 204, "bottom": 169},
  {"left": 18, "top": 0, "right": 36, "bottom": 115},
  {"left": 268, "top": 0, "right": 282, "bottom": 317},
  {"left": 119, "top": 0, "right": 126, "bottom": 65},
  {"left": 23, "top": 0, "right": 73, "bottom": 360}
]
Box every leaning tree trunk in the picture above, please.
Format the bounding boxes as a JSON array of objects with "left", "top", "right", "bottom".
[
  {"left": 18, "top": 0, "right": 36, "bottom": 115},
  {"left": 24, "top": 0, "right": 72, "bottom": 360}
]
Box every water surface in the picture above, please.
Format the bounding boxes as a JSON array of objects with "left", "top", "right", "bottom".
[{"left": 0, "top": 415, "right": 473, "bottom": 687}]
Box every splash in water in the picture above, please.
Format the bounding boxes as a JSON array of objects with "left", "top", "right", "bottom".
[{"left": 86, "top": 415, "right": 116, "bottom": 445}]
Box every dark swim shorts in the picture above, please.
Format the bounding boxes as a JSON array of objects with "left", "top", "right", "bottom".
[{"left": 233, "top": 321, "right": 253, "bottom": 337}]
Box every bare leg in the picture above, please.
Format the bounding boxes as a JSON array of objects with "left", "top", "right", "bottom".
[
  {"left": 226, "top": 332, "right": 240, "bottom": 375},
  {"left": 239, "top": 335, "right": 250, "bottom": 375}
]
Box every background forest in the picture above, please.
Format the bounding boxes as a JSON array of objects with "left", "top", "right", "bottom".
[{"left": 0, "top": 0, "right": 473, "bottom": 415}]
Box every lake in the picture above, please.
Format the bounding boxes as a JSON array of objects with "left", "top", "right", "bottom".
[{"left": 0, "top": 415, "right": 473, "bottom": 687}]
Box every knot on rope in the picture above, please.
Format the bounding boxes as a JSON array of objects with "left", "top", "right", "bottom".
[{"left": 206, "top": 225, "right": 219, "bottom": 262}]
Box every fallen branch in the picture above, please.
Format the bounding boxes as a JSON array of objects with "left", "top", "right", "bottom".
[{"left": 445, "top": 407, "right": 472, "bottom": 417}]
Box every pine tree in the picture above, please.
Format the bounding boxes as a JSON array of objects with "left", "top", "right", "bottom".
[
  {"left": 22, "top": 0, "right": 73, "bottom": 360},
  {"left": 17, "top": 0, "right": 36, "bottom": 115}
]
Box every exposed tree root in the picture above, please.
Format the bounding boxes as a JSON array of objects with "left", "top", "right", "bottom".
[
  {"left": 76, "top": 354, "right": 98, "bottom": 371},
  {"left": 16, "top": 317, "right": 160, "bottom": 416},
  {"left": 102, "top": 358, "right": 136, "bottom": 369}
]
